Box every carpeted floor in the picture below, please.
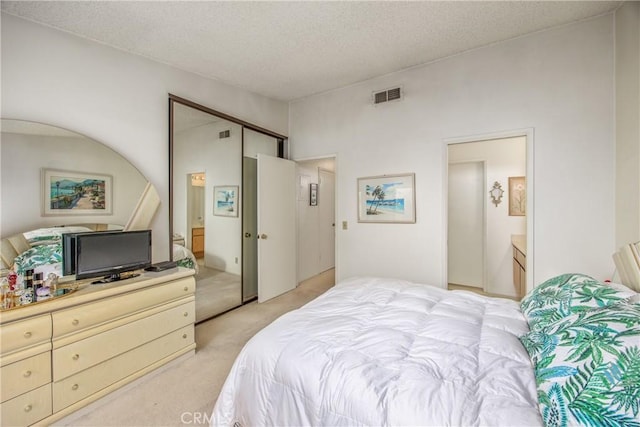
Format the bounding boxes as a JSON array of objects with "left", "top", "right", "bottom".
[
  {"left": 54, "top": 269, "right": 335, "bottom": 427},
  {"left": 194, "top": 265, "right": 242, "bottom": 323}
]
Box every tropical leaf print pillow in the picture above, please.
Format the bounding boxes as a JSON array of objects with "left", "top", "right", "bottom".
[
  {"left": 520, "top": 274, "right": 635, "bottom": 333},
  {"left": 520, "top": 302, "right": 640, "bottom": 427},
  {"left": 12, "top": 243, "right": 62, "bottom": 275}
]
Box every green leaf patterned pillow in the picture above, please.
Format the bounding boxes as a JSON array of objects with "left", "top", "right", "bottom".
[
  {"left": 520, "top": 301, "right": 640, "bottom": 427},
  {"left": 521, "top": 274, "right": 635, "bottom": 333},
  {"left": 13, "top": 243, "right": 62, "bottom": 275}
]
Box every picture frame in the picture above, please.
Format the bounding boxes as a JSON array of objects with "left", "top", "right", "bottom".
[
  {"left": 42, "top": 169, "right": 112, "bottom": 216},
  {"left": 357, "top": 173, "right": 416, "bottom": 223},
  {"left": 508, "top": 176, "right": 526, "bottom": 216},
  {"left": 309, "top": 183, "right": 318, "bottom": 206},
  {"left": 213, "top": 185, "right": 239, "bottom": 217}
]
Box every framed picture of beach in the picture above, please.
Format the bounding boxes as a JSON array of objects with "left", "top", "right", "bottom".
[
  {"left": 357, "top": 173, "right": 416, "bottom": 223},
  {"left": 213, "top": 185, "right": 238, "bottom": 217},
  {"left": 42, "top": 169, "right": 112, "bottom": 216}
]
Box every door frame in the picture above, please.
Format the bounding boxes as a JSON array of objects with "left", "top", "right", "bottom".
[
  {"left": 294, "top": 154, "right": 339, "bottom": 282},
  {"left": 443, "top": 128, "right": 535, "bottom": 293},
  {"left": 447, "top": 159, "right": 487, "bottom": 292}
]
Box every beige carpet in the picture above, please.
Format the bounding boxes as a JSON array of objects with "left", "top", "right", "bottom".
[
  {"left": 194, "top": 265, "right": 242, "bottom": 323},
  {"left": 54, "top": 269, "right": 335, "bottom": 427}
]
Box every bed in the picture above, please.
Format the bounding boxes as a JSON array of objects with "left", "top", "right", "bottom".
[
  {"left": 173, "top": 242, "right": 199, "bottom": 273},
  {"left": 211, "top": 275, "right": 640, "bottom": 427}
]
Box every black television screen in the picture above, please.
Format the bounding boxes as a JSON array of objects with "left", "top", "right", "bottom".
[
  {"left": 61, "top": 231, "right": 92, "bottom": 276},
  {"left": 75, "top": 230, "right": 152, "bottom": 283}
]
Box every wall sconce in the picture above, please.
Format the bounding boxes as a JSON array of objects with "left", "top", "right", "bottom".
[{"left": 489, "top": 181, "right": 504, "bottom": 207}]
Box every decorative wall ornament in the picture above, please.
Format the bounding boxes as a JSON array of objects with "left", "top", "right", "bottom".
[{"left": 489, "top": 181, "right": 504, "bottom": 207}]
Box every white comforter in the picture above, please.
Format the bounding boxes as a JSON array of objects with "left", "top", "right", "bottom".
[{"left": 211, "top": 277, "right": 542, "bottom": 426}]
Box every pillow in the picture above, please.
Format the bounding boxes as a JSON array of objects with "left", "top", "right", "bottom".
[
  {"left": 607, "top": 282, "right": 640, "bottom": 304},
  {"left": 12, "top": 243, "right": 62, "bottom": 275},
  {"left": 520, "top": 301, "right": 640, "bottom": 426},
  {"left": 520, "top": 274, "right": 636, "bottom": 333}
]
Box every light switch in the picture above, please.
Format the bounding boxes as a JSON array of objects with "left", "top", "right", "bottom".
[{"left": 342, "top": 221, "right": 348, "bottom": 230}]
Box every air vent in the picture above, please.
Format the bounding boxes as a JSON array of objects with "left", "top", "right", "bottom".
[
  {"left": 219, "top": 130, "right": 230, "bottom": 139},
  {"left": 373, "top": 86, "right": 403, "bottom": 105}
]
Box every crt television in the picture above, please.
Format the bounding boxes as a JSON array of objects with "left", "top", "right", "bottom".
[{"left": 75, "top": 230, "right": 152, "bottom": 283}]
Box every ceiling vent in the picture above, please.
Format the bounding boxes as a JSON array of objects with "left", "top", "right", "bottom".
[
  {"left": 373, "top": 86, "right": 403, "bottom": 105},
  {"left": 219, "top": 130, "right": 230, "bottom": 139}
]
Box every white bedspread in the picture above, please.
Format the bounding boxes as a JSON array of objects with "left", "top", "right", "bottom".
[{"left": 211, "top": 277, "right": 542, "bottom": 426}]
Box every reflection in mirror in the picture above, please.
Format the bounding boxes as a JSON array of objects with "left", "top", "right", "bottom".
[
  {"left": 242, "top": 128, "right": 279, "bottom": 302},
  {"left": 171, "top": 102, "right": 243, "bottom": 322},
  {"left": 0, "top": 119, "right": 150, "bottom": 282}
]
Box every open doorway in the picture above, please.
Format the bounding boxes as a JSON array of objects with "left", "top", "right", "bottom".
[
  {"left": 187, "top": 172, "right": 205, "bottom": 258},
  {"left": 447, "top": 134, "right": 530, "bottom": 299},
  {"left": 296, "top": 157, "right": 336, "bottom": 286}
]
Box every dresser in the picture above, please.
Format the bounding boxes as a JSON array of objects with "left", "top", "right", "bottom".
[{"left": 0, "top": 268, "right": 196, "bottom": 426}]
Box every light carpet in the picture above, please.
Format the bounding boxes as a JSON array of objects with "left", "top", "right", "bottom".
[{"left": 54, "top": 270, "right": 335, "bottom": 427}]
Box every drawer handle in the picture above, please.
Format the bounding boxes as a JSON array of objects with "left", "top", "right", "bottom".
[
  {"left": 183, "top": 286, "right": 188, "bottom": 291},
  {"left": 24, "top": 331, "right": 32, "bottom": 339},
  {"left": 72, "top": 319, "right": 80, "bottom": 326},
  {"left": 72, "top": 354, "right": 80, "bottom": 361},
  {"left": 182, "top": 333, "right": 187, "bottom": 339},
  {"left": 23, "top": 370, "right": 32, "bottom": 378},
  {"left": 183, "top": 312, "right": 188, "bottom": 317},
  {"left": 72, "top": 384, "right": 79, "bottom": 391},
  {"left": 24, "top": 404, "right": 32, "bottom": 413}
]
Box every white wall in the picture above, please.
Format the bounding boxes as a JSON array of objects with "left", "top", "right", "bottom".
[
  {"left": 615, "top": 2, "right": 640, "bottom": 248},
  {"left": 448, "top": 137, "right": 526, "bottom": 297},
  {"left": 290, "top": 15, "right": 616, "bottom": 286},
  {"left": 1, "top": 13, "right": 288, "bottom": 261}
]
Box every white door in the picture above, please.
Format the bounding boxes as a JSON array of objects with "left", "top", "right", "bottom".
[
  {"left": 257, "top": 154, "right": 297, "bottom": 302},
  {"left": 318, "top": 169, "right": 335, "bottom": 272},
  {"left": 448, "top": 161, "right": 485, "bottom": 288}
]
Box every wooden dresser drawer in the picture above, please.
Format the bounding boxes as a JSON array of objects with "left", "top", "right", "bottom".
[
  {"left": 1, "top": 351, "right": 51, "bottom": 403},
  {"left": 1, "top": 314, "right": 52, "bottom": 356},
  {"left": 53, "top": 299, "right": 195, "bottom": 380},
  {"left": 53, "top": 277, "right": 195, "bottom": 338},
  {"left": 513, "top": 247, "right": 526, "bottom": 267},
  {"left": 0, "top": 383, "right": 52, "bottom": 426},
  {"left": 53, "top": 324, "right": 194, "bottom": 411}
]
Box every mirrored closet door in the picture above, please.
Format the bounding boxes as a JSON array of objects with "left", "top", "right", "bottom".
[{"left": 169, "top": 96, "right": 287, "bottom": 323}]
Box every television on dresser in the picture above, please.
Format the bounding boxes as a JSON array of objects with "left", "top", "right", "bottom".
[{"left": 75, "top": 230, "right": 152, "bottom": 283}]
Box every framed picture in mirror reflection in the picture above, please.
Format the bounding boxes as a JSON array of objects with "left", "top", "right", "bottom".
[
  {"left": 42, "top": 169, "right": 113, "bottom": 216},
  {"left": 213, "top": 185, "right": 238, "bottom": 217}
]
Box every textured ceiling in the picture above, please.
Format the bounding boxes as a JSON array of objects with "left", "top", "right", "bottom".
[{"left": 1, "top": 1, "right": 622, "bottom": 101}]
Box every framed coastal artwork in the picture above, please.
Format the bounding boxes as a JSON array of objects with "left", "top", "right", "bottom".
[
  {"left": 508, "top": 176, "right": 526, "bottom": 216},
  {"left": 357, "top": 173, "right": 416, "bottom": 223},
  {"left": 42, "top": 169, "right": 112, "bottom": 216},
  {"left": 213, "top": 185, "right": 238, "bottom": 217}
]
